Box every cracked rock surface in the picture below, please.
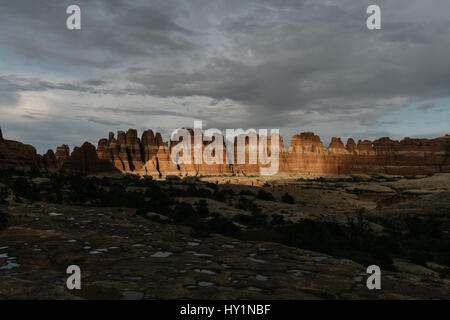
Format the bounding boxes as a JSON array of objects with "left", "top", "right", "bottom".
[{"left": 1, "top": 203, "right": 449, "bottom": 300}]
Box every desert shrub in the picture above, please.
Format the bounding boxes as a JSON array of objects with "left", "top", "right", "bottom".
[
  {"left": 0, "top": 185, "right": 9, "bottom": 204},
  {"left": 281, "top": 193, "right": 294, "bottom": 204},
  {"left": 0, "top": 210, "right": 9, "bottom": 230},
  {"left": 146, "top": 187, "right": 173, "bottom": 215},
  {"left": 256, "top": 189, "right": 275, "bottom": 201},
  {"left": 46, "top": 191, "right": 63, "bottom": 204},
  {"left": 379, "top": 215, "right": 449, "bottom": 267},
  {"left": 0, "top": 169, "right": 13, "bottom": 181},
  {"left": 28, "top": 166, "right": 42, "bottom": 178},
  {"left": 225, "top": 189, "right": 235, "bottom": 196},
  {"left": 124, "top": 192, "right": 147, "bottom": 208},
  {"left": 408, "top": 250, "right": 429, "bottom": 266},
  {"left": 233, "top": 213, "right": 266, "bottom": 228},
  {"left": 172, "top": 202, "right": 199, "bottom": 225},
  {"left": 195, "top": 200, "right": 210, "bottom": 218},
  {"left": 186, "top": 185, "right": 199, "bottom": 196},
  {"left": 11, "top": 177, "right": 40, "bottom": 201},
  {"left": 404, "top": 216, "right": 442, "bottom": 240},
  {"left": 207, "top": 216, "right": 240, "bottom": 236},
  {"left": 212, "top": 188, "right": 235, "bottom": 203},
  {"left": 135, "top": 208, "right": 149, "bottom": 215},
  {"left": 435, "top": 248, "right": 450, "bottom": 266},
  {"left": 236, "top": 196, "right": 253, "bottom": 210},
  {"left": 190, "top": 222, "right": 210, "bottom": 237},
  {"left": 239, "top": 190, "right": 255, "bottom": 196},
  {"left": 67, "top": 176, "right": 100, "bottom": 204},
  {"left": 198, "top": 188, "right": 213, "bottom": 198},
  {"left": 250, "top": 204, "right": 262, "bottom": 216},
  {"left": 145, "top": 213, "right": 169, "bottom": 223},
  {"left": 191, "top": 216, "right": 240, "bottom": 238},
  {"left": 212, "top": 190, "right": 226, "bottom": 202},
  {"left": 178, "top": 185, "right": 213, "bottom": 198},
  {"left": 240, "top": 219, "right": 398, "bottom": 269},
  {"left": 206, "top": 183, "right": 218, "bottom": 190},
  {"left": 370, "top": 213, "right": 450, "bottom": 267},
  {"left": 271, "top": 214, "right": 286, "bottom": 225}
]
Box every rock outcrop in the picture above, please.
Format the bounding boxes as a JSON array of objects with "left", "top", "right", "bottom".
[
  {"left": 61, "top": 142, "right": 119, "bottom": 175},
  {"left": 42, "top": 150, "right": 58, "bottom": 170},
  {"left": 0, "top": 127, "right": 449, "bottom": 176},
  {"left": 91, "top": 129, "right": 449, "bottom": 177},
  {"left": 0, "top": 129, "right": 39, "bottom": 170},
  {"left": 55, "top": 145, "right": 71, "bottom": 167}
]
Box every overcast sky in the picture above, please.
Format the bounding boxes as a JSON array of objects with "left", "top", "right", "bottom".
[{"left": 1, "top": 0, "right": 449, "bottom": 153}]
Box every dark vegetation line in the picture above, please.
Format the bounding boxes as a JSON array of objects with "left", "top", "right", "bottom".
[{"left": 0, "top": 168, "right": 448, "bottom": 271}]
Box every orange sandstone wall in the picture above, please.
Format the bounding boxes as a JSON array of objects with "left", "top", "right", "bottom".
[
  {"left": 0, "top": 127, "right": 449, "bottom": 176},
  {"left": 89, "top": 129, "right": 450, "bottom": 176}
]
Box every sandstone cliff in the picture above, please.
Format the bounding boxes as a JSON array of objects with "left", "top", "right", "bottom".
[
  {"left": 0, "top": 127, "right": 449, "bottom": 176},
  {"left": 90, "top": 129, "right": 450, "bottom": 177},
  {"left": 61, "top": 142, "right": 119, "bottom": 175},
  {"left": 0, "top": 129, "right": 39, "bottom": 170}
]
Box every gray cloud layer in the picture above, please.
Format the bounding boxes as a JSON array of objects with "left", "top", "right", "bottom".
[{"left": 0, "top": 0, "right": 449, "bottom": 152}]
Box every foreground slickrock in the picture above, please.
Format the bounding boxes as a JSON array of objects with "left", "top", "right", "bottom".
[{"left": 1, "top": 203, "right": 449, "bottom": 300}]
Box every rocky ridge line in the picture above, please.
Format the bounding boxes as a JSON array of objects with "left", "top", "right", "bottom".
[{"left": 1, "top": 128, "right": 449, "bottom": 176}]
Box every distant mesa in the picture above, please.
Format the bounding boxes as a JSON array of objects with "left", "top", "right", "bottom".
[{"left": 0, "top": 127, "right": 449, "bottom": 176}]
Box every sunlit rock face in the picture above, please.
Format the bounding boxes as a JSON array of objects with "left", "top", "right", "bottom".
[{"left": 1, "top": 127, "right": 449, "bottom": 176}]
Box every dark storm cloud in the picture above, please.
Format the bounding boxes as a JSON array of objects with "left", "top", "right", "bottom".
[
  {"left": 1, "top": 0, "right": 449, "bottom": 138},
  {"left": 21, "top": 114, "right": 38, "bottom": 120},
  {"left": 86, "top": 116, "right": 134, "bottom": 127},
  {"left": 0, "top": 76, "right": 21, "bottom": 106},
  {"left": 123, "top": 0, "right": 450, "bottom": 128},
  {"left": 0, "top": 0, "right": 196, "bottom": 68},
  {"left": 0, "top": 75, "right": 128, "bottom": 97},
  {"left": 94, "top": 106, "right": 208, "bottom": 120}
]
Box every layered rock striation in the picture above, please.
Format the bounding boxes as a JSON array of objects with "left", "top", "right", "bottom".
[
  {"left": 0, "top": 127, "right": 449, "bottom": 176},
  {"left": 0, "top": 128, "right": 39, "bottom": 170}
]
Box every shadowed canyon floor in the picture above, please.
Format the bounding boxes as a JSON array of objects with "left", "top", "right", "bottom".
[
  {"left": 1, "top": 203, "right": 449, "bottom": 300},
  {"left": 1, "top": 171, "right": 450, "bottom": 299}
]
